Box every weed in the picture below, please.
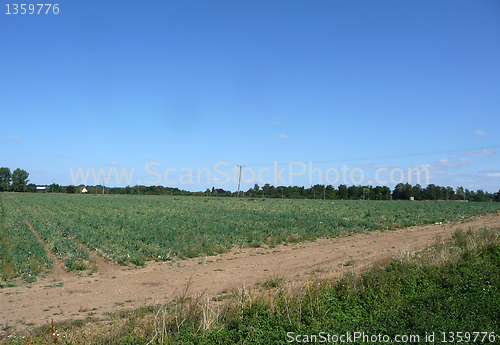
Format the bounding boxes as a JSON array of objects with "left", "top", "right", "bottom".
[{"left": 260, "top": 274, "right": 284, "bottom": 289}]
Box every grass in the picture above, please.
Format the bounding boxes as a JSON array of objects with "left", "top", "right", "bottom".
[
  {"left": 342, "top": 259, "right": 357, "bottom": 266},
  {"left": 2, "top": 226, "right": 499, "bottom": 344}
]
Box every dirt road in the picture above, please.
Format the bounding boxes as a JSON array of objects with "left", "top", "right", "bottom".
[{"left": 1, "top": 213, "right": 499, "bottom": 333}]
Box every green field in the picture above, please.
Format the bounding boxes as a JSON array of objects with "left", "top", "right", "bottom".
[{"left": 1, "top": 193, "right": 500, "bottom": 281}]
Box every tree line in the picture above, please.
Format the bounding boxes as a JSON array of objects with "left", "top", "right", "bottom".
[
  {"left": 0, "top": 167, "right": 30, "bottom": 192},
  {"left": 1, "top": 166, "right": 499, "bottom": 202},
  {"left": 242, "top": 183, "right": 500, "bottom": 202}
]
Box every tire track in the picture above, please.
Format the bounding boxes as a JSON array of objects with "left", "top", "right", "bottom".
[
  {"left": 22, "top": 205, "right": 116, "bottom": 275},
  {"left": 16, "top": 208, "right": 67, "bottom": 277}
]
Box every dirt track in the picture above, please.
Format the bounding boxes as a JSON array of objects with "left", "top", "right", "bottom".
[{"left": 1, "top": 213, "right": 499, "bottom": 333}]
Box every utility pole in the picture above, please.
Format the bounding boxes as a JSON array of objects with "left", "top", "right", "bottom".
[
  {"left": 324, "top": 185, "right": 326, "bottom": 200},
  {"left": 102, "top": 176, "right": 104, "bottom": 195},
  {"left": 52, "top": 179, "right": 55, "bottom": 193},
  {"left": 281, "top": 187, "right": 283, "bottom": 199},
  {"left": 236, "top": 165, "right": 243, "bottom": 198}
]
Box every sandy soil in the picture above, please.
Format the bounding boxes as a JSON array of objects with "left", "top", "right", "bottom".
[{"left": 1, "top": 212, "right": 499, "bottom": 334}]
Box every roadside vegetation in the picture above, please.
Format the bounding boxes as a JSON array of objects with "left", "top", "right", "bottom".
[{"left": 2, "top": 226, "right": 499, "bottom": 344}]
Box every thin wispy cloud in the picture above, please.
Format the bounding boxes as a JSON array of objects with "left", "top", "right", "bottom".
[
  {"left": 352, "top": 162, "right": 392, "bottom": 169},
  {"left": 417, "top": 158, "right": 474, "bottom": 174},
  {"left": 102, "top": 162, "right": 124, "bottom": 166},
  {"left": 269, "top": 115, "right": 286, "bottom": 125},
  {"left": 276, "top": 134, "right": 288, "bottom": 139},
  {"left": 473, "top": 130, "right": 486, "bottom": 136},
  {"left": 479, "top": 169, "right": 500, "bottom": 174},
  {"left": 432, "top": 158, "right": 473, "bottom": 169},
  {"left": 487, "top": 173, "right": 500, "bottom": 178},
  {"left": 467, "top": 149, "right": 496, "bottom": 157},
  {"left": 54, "top": 154, "right": 71, "bottom": 158},
  {"left": 3, "top": 136, "right": 21, "bottom": 141}
]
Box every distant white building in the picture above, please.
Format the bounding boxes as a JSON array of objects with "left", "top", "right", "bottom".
[
  {"left": 36, "top": 186, "right": 46, "bottom": 192},
  {"left": 81, "top": 187, "right": 88, "bottom": 193}
]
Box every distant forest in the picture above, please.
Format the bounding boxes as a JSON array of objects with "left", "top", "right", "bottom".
[
  {"left": 1, "top": 167, "right": 499, "bottom": 202},
  {"left": 71, "top": 183, "right": 499, "bottom": 202}
]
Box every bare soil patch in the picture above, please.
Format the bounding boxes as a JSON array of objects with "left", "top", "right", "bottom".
[{"left": 1, "top": 212, "right": 499, "bottom": 333}]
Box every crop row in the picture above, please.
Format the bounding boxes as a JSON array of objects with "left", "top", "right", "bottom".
[
  {"left": 2, "top": 193, "right": 500, "bottom": 274},
  {"left": 12, "top": 196, "right": 90, "bottom": 271},
  {"left": 0, "top": 194, "right": 52, "bottom": 282}
]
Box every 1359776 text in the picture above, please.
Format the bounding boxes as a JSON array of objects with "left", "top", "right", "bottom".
[{"left": 6, "top": 4, "right": 59, "bottom": 14}]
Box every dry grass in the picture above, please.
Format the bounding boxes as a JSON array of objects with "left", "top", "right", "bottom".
[{"left": 393, "top": 226, "right": 500, "bottom": 267}]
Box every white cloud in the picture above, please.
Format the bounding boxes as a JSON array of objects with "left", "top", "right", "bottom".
[
  {"left": 487, "top": 173, "right": 500, "bottom": 178},
  {"left": 3, "top": 136, "right": 21, "bottom": 141},
  {"left": 467, "top": 149, "right": 496, "bottom": 157},
  {"left": 473, "top": 130, "right": 486, "bottom": 136},
  {"left": 276, "top": 134, "right": 288, "bottom": 139},
  {"left": 269, "top": 121, "right": 281, "bottom": 125}
]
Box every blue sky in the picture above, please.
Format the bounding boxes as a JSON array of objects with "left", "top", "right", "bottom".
[{"left": 1, "top": 0, "right": 499, "bottom": 192}]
